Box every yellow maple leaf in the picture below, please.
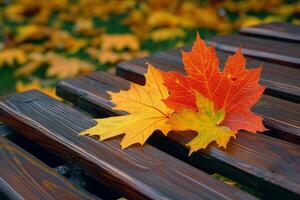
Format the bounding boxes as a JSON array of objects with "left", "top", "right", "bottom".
[
  {"left": 15, "top": 52, "right": 44, "bottom": 77},
  {"left": 15, "top": 52, "right": 94, "bottom": 79},
  {"left": 46, "top": 53, "right": 95, "bottom": 79},
  {"left": 74, "top": 18, "right": 101, "bottom": 36},
  {"left": 149, "top": 27, "right": 185, "bottom": 42},
  {"left": 81, "top": 64, "right": 173, "bottom": 148},
  {"left": 3, "top": 4, "right": 25, "bottom": 22},
  {"left": 147, "top": 11, "right": 180, "bottom": 28},
  {"left": 168, "top": 92, "right": 236, "bottom": 155},
  {"left": 101, "top": 34, "right": 140, "bottom": 51},
  {"left": 45, "top": 30, "right": 87, "bottom": 53},
  {"left": 15, "top": 25, "right": 43, "bottom": 42},
  {"left": 0, "top": 48, "right": 27, "bottom": 67}
]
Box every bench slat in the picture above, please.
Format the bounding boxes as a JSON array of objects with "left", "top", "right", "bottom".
[
  {"left": 56, "top": 72, "right": 300, "bottom": 199},
  {"left": 0, "top": 125, "right": 14, "bottom": 137},
  {"left": 117, "top": 58, "right": 300, "bottom": 144},
  {"left": 240, "top": 22, "right": 300, "bottom": 42},
  {"left": 0, "top": 90, "right": 255, "bottom": 200},
  {"left": 206, "top": 35, "right": 300, "bottom": 67},
  {"left": 118, "top": 48, "right": 300, "bottom": 101},
  {"left": 0, "top": 135, "right": 96, "bottom": 200}
]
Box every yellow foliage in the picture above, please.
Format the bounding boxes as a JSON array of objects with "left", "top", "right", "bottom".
[
  {"left": 15, "top": 53, "right": 44, "bottom": 77},
  {"left": 147, "top": 11, "right": 181, "bottom": 28},
  {"left": 16, "top": 52, "right": 95, "bottom": 79},
  {"left": 81, "top": 65, "right": 173, "bottom": 148},
  {"left": 101, "top": 34, "right": 140, "bottom": 51},
  {"left": 237, "top": 15, "right": 284, "bottom": 28},
  {"left": 16, "top": 25, "right": 40, "bottom": 42},
  {"left": 45, "top": 30, "right": 88, "bottom": 53},
  {"left": 45, "top": 53, "right": 95, "bottom": 79},
  {"left": 149, "top": 28, "right": 185, "bottom": 42},
  {"left": 0, "top": 48, "right": 27, "bottom": 66}
]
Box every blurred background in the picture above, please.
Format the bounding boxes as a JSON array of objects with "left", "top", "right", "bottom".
[{"left": 0, "top": 0, "right": 299, "bottom": 98}]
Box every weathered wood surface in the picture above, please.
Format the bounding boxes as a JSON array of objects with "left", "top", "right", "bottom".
[
  {"left": 206, "top": 34, "right": 300, "bottom": 67},
  {"left": 0, "top": 90, "right": 255, "bottom": 200},
  {"left": 240, "top": 22, "right": 300, "bottom": 42},
  {"left": 0, "top": 136, "right": 96, "bottom": 200},
  {"left": 56, "top": 72, "right": 300, "bottom": 199},
  {"left": 117, "top": 57, "right": 300, "bottom": 143},
  {"left": 0, "top": 125, "right": 14, "bottom": 137},
  {"left": 118, "top": 48, "right": 300, "bottom": 101}
]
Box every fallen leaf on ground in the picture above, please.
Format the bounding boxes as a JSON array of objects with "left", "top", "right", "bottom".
[
  {"left": 16, "top": 52, "right": 95, "bottom": 79},
  {"left": 0, "top": 48, "right": 27, "bottom": 66},
  {"left": 46, "top": 53, "right": 95, "bottom": 79},
  {"left": 101, "top": 34, "right": 140, "bottom": 51},
  {"left": 149, "top": 27, "right": 185, "bottom": 42},
  {"left": 15, "top": 52, "right": 44, "bottom": 76},
  {"left": 81, "top": 64, "right": 173, "bottom": 148}
]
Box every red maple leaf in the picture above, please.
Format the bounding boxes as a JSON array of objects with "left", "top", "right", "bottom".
[{"left": 162, "top": 33, "right": 266, "bottom": 133}]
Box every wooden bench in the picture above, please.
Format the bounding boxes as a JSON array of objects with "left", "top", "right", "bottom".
[
  {"left": 0, "top": 22, "right": 299, "bottom": 199},
  {"left": 0, "top": 125, "right": 97, "bottom": 200}
]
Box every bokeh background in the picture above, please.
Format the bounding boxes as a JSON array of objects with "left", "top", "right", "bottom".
[{"left": 0, "top": 0, "right": 299, "bottom": 98}]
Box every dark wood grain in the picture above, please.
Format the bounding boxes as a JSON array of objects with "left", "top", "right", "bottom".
[
  {"left": 0, "top": 90, "right": 255, "bottom": 200},
  {"left": 117, "top": 47, "right": 300, "bottom": 102},
  {"left": 240, "top": 22, "right": 300, "bottom": 42},
  {"left": 206, "top": 34, "right": 300, "bottom": 67},
  {"left": 56, "top": 72, "right": 300, "bottom": 199},
  {"left": 117, "top": 56, "right": 300, "bottom": 143},
  {"left": 0, "top": 136, "right": 96, "bottom": 200},
  {"left": 0, "top": 125, "right": 14, "bottom": 137}
]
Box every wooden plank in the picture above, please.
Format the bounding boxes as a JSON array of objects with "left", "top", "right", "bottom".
[
  {"left": 117, "top": 56, "right": 300, "bottom": 144},
  {"left": 0, "top": 136, "right": 96, "bottom": 200},
  {"left": 118, "top": 47, "right": 300, "bottom": 102},
  {"left": 56, "top": 72, "right": 300, "bottom": 199},
  {"left": 240, "top": 23, "right": 300, "bottom": 42},
  {"left": 0, "top": 90, "right": 255, "bottom": 200},
  {"left": 206, "top": 34, "right": 300, "bottom": 67},
  {"left": 0, "top": 125, "right": 14, "bottom": 137}
]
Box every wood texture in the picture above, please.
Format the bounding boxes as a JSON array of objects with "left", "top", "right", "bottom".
[
  {"left": 240, "top": 22, "right": 300, "bottom": 42},
  {"left": 206, "top": 34, "right": 300, "bottom": 67},
  {"left": 0, "top": 90, "right": 255, "bottom": 200},
  {"left": 0, "top": 136, "right": 96, "bottom": 200},
  {"left": 117, "top": 56, "right": 300, "bottom": 143},
  {"left": 56, "top": 72, "right": 300, "bottom": 199},
  {"left": 117, "top": 47, "right": 300, "bottom": 102},
  {"left": 0, "top": 125, "right": 14, "bottom": 137}
]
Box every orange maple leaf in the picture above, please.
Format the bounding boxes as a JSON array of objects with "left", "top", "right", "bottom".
[
  {"left": 81, "top": 64, "right": 173, "bottom": 148},
  {"left": 162, "top": 33, "right": 266, "bottom": 133}
]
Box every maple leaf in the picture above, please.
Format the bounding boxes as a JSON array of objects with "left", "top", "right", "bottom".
[
  {"left": 0, "top": 48, "right": 27, "bottom": 67},
  {"left": 168, "top": 92, "right": 236, "bottom": 155},
  {"left": 45, "top": 53, "right": 95, "bottom": 79},
  {"left": 81, "top": 64, "right": 173, "bottom": 148},
  {"left": 15, "top": 52, "right": 95, "bottom": 79},
  {"left": 162, "top": 33, "right": 266, "bottom": 133},
  {"left": 15, "top": 52, "right": 44, "bottom": 77},
  {"left": 101, "top": 34, "right": 140, "bottom": 51},
  {"left": 149, "top": 27, "right": 185, "bottom": 42}
]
